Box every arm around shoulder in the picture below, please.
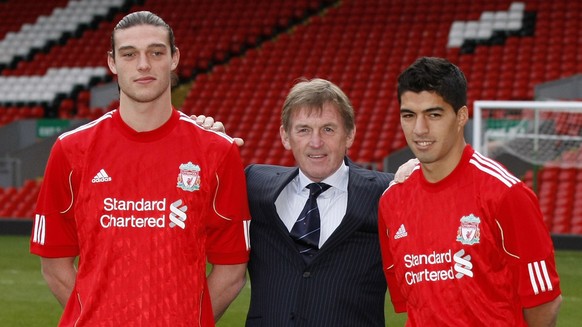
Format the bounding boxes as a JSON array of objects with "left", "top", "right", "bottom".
[
  {"left": 523, "top": 294, "right": 562, "bottom": 327},
  {"left": 40, "top": 256, "right": 77, "bottom": 308}
]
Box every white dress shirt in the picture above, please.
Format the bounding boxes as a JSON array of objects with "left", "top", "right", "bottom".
[{"left": 275, "top": 163, "right": 349, "bottom": 248}]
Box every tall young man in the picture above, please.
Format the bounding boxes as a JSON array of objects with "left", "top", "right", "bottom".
[
  {"left": 379, "top": 57, "right": 562, "bottom": 326},
  {"left": 30, "top": 11, "right": 250, "bottom": 326}
]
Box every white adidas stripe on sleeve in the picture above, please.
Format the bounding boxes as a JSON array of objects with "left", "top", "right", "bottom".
[
  {"left": 33, "top": 214, "right": 46, "bottom": 245},
  {"left": 243, "top": 220, "right": 251, "bottom": 251},
  {"left": 528, "top": 260, "right": 553, "bottom": 295}
]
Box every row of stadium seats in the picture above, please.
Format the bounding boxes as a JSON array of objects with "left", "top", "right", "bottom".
[
  {"left": 523, "top": 167, "right": 582, "bottom": 234},
  {"left": 57, "top": 90, "right": 109, "bottom": 121},
  {"left": 0, "top": 179, "right": 40, "bottom": 219},
  {"left": 0, "top": 0, "right": 69, "bottom": 40},
  {"left": 0, "top": 105, "right": 44, "bottom": 125},
  {"left": 0, "top": 67, "right": 108, "bottom": 106},
  {"left": 447, "top": 2, "right": 527, "bottom": 47},
  {"left": 0, "top": 0, "right": 127, "bottom": 69}
]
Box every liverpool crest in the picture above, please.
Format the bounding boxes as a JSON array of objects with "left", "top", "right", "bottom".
[
  {"left": 177, "top": 162, "right": 201, "bottom": 192},
  {"left": 456, "top": 214, "right": 481, "bottom": 245}
]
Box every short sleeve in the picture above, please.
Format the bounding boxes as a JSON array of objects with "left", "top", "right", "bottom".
[
  {"left": 378, "top": 194, "right": 407, "bottom": 313},
  {"left": 30, "top": 140, "right": 80, "bottom": 258},
  {"left": 496, "top": 184, "right": 561, "bottom": 307},
  {"left": 205, "top": 143, "right": 251, "bottom": 264}
]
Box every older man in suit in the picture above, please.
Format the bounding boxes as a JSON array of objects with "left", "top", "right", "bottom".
[{"left": 244, "top": 78, "right": 393, "bottom": 326}]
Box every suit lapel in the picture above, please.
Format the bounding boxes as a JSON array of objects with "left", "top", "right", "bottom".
[
  {"left": 263, "top": 162, "right": 378, "bottom": 266},
  {"left": 315, "top": 163, "right": 375, "bottom": 259},
  {"left": 264, "top": 168, "right": 305, "bottom": 260}
]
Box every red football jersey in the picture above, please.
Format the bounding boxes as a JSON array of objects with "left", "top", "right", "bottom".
[
  {"left": 30, "top": 109, "right": 251, "bottom": 326},
  {"left": 379, "top": 145, "right": 561, "bottom": 326}
]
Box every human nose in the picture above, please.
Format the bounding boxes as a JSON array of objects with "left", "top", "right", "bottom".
[
  {"left": 136, "top": 53, "right": 151, "bottom": 71},
  {"left": 309, "top": 130, "right": 323, "bottom": 147},
  {"left": 413, "top": 116, "right": 428, "bottom": 135}
]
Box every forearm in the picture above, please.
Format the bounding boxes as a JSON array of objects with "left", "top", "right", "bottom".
[
  {"left": 206, "top": 263, "right": 247, "bottom": 321},
  {"left": 40, "top": 257, "right": 77, "bottom": 308},
  {"left": 523, "top": 295, "right": 562, "bottom": 327}
]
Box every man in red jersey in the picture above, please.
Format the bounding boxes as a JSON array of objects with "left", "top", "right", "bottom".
[
  {"left": 378, "top": 57, "right": 562, "bottom": 326},
  {"left": 30, "top": 11, "right": 250, "bottom": 326}
]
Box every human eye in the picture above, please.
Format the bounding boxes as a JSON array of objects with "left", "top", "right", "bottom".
[
  {"left": 323, "top": 126, "right": 335, "bottom": 134},
  {"left": 400, "top": 112, "right": 414, "bottom": 119},
  {"left": 295, "top": 126, "right": 311, "bottom": 135},
  {"left": 428, "top": 111, "right": 443, "bottom": 119},
  {"left": 150, "top": 46, "right": 167, "bottom": 57}
]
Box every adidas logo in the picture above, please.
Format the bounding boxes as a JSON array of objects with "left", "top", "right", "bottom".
[
  {"left": 394, "top": 224, "right": 408, "bottom": 239},
  {"left": 92, "top": 169, "right": 112, "bottom": 183}
]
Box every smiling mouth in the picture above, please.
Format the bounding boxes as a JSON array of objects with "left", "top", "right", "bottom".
[
  {"left": 308, "top": 154, "right": 326, "bottom": 159},
  {"left": 415, "top": 141, "right": 434, "bottom": 147}
]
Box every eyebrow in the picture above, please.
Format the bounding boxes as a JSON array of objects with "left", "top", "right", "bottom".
[
  {"left": 117, "top": 43, "right": 168, "bottom": 52},
  {"left": 295, "top": 120, "right": 338, "bottom": 126},
  {"left": 293, "top": 123, "right": 311, "bottom": 130},
  {"left": 400, "top": 107, "right": 445, "bottom": 114}
]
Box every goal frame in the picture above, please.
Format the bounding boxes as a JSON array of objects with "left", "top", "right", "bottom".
[{"left": 473, "top": 100, "right": 582, "bottom": 157}]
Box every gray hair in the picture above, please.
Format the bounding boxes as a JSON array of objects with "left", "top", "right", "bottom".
[{"left": 281, "top": 78, "right": 355, "bottom": 133}]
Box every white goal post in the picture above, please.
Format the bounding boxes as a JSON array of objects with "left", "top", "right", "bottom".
[{"left": 473, "top": 100, "right": 582, "bottom": 168}]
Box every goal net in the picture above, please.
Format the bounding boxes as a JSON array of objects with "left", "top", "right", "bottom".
[{"left": 473, "top": 100, "right": 582, "bottom": 169}]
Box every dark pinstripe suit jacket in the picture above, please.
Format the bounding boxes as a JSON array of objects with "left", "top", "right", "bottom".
[{"left": 244, "top": 158, "right": 394, "bottom": 327}]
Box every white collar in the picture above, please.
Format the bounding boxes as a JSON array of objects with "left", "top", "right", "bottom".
[{"left": 296, "top": 162, "right": 349, "bottom": 195}]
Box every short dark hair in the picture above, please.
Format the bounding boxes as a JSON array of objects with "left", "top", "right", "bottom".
[
  {"left": 397, "top": 57, "right": 467, "bottom": 112},
  {"left": 110, "top": 11, "right": 177, "bottom": 57}
]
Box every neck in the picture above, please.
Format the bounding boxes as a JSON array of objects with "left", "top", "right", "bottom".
[
  {"left": 421, "top": 140, "right": 467, "bottom": 183},
  {"left": 118, "top": 94, "right": 173, "bottom": 132}
]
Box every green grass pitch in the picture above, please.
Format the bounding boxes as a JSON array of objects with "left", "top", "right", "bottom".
[{"left": 1, "top": 235, "right": 580, "bottom": 326}]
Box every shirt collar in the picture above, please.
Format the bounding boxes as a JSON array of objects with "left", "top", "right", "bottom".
[{"left": 295, "top": 161, "right": 349, "bottom": 195}]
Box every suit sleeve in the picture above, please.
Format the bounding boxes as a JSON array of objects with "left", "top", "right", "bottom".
[
  {"left": 30, "top": 140, "right": 80, "bottom": 258},
  {"left": 205, "top": 142, "right": 251, "bottom": 264},
  {"left": 496, "top": 184, "right": 561, "bottom": 308},
  {"left": 378, "top": 193, "right": 407, "bottom": 313}
]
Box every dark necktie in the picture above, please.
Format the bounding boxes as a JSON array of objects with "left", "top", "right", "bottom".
[{"left": 290, "top": 182, "right": 331, "bottom": 262}]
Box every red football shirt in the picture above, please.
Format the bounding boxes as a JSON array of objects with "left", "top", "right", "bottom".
[
  {"left": 30, "top": 109, "right": 251, "bottom": 326},
  {"left": 379, "top": 145, "right": 561, "bottom": 326}
]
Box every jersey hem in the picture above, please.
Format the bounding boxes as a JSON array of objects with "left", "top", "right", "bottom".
[
  {"left": 521, "top": 290, "right": 562, "bottom": 308},
  {"left": 207, "top": 251, "right": 249, "bottom": 265},
  {"left": 30, "top": 245, "right": 79, "bottom": 258},
  {"left": 392, "top": 301, "right": 407, "bottom": 313}
]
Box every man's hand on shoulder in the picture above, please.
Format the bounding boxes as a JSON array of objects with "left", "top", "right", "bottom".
[
  {"left": 191, "top": 115, "right": 244, "bottom": 147},
  {"left": 393, "top": 158, "right": 419, "bottom": 183}
]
